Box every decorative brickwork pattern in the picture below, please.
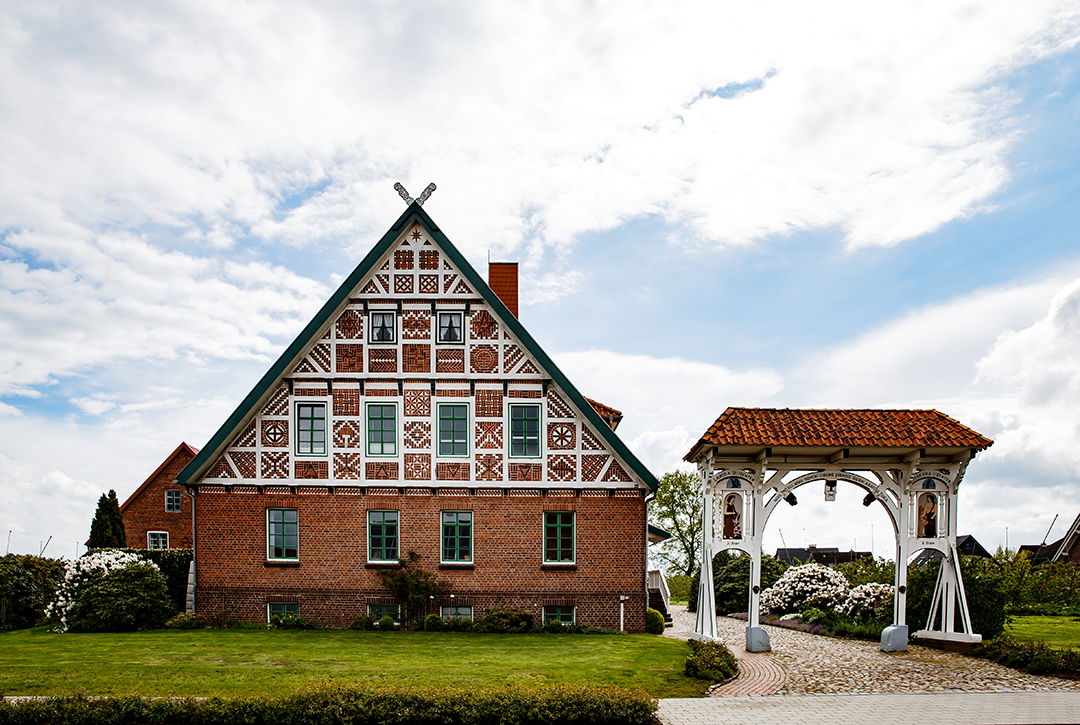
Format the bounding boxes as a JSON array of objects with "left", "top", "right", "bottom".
[
  {"left": 518, "top": 360, "right": 540, "bottom": 375},
  {"left": 453, "top": 280, "right": 473, "bottom": 295},
  {"left": 394, "top": 274, "right": 414, "bottom": 294},
  {"left": 405, "top": 453, "right": 431, "bottom": 480},
  {"left": 437, "top": 462, "right": 470, "bottom": 481},
  {"left": 208, "top": 456, "right": 235, "bottom": 479},
  {"left": 547, "top": 489, "right": 574, "bottom": 498},
  {"left": 336, "top": 344, "right": 364, "bottom": 373},
  {"left": 333, "top": 389, "right": 360, "bottom": 417},
  {"left": 230, "top": 451, "right": 257, "bottom": 479},
  {"left": 548, "top": 422, "right": 576, "bottom": 450},
  {"left": 547, "top": 454, "right": 576, "bottom": 482},
  {"left": 294, "top": 357, "right": 319, "bottom": 373},
  {"left": 404, "top": 389, "right": 431, "bottom": 417},
  {"left": 509, "top": 463, "right": 541, "bottom": 481},
  {"left": 503, "top": 344, "right": 523, "bottom": 372},
  {"left": 360, "top": 279, "right": 380, "bottom": 294},
  {"left": 404, "top": 421, "right": 431, "bottom": 449},
  {"left": 333, "top": 421, "right": 362, "bottom": 449},
  {"left": 439, "top": 488, "right": 468, "bottom": 497},
  {"left": 376, "top": 274, "right": 390, "bottom": 292},
  {"left": 476, "top": 454, "right": 502, "bottom": 481},
  {"left": 262, "top": 420, "right": 288, "bottom": 447},
  {"left": 476, "top": 488, "right": 503, "bottom": 496},
  {"left": 475, "top": 421, "right": 503, "bottom": 449},
  {"left": 309, "top": 343, "right": 331, "bottom": 372},
  {"left": 508, "top": 389, "right": 542, "bottom": 398},
  {"left": 380, "top": 259, "right": 391, "bottom": 270},
  {"left": 368, "top": 348, "right": 397, "bottom": 373},
  {"left": 581, "top": 454, "right": 609, "bottom": 482},
  {"left": 475, "top": 389, "right": 502, "bottom": 418},
  {"left": 336, "top": 309, "right": 363, "bottom": 339},
  {"left": 547, "top": 391, "right": 574, "bottom": 419},
  {"left": 419, "top": 250, "right": 439, "bottom": 269},
  {"left": 297, "top": 486, "right": 329, "bottom": 495},
  {"left": 602, "top": 460, "right": 632, "bottom": 482},
  {"left": 394, "top": 250, "right": 414, "bottom": 269},
  {"left": 403, "top": 344, "right": 431, "bottom": 373},
  {"left": 418, "top": 274, "right": 438, "bottom": 293},
  {"left": 470, "top": 344, "right": 498, "bottom": 373},
  {"left": 436, "top": 349, "right": 465, "bottom": 373},
  {"left": 580, "top": 425, "right": 604, "bottom": 451},
  {"left": 295, "top": 461, "right": 328, "bottom": 479},
  {"left": 293, "top": 385, "right": 327, "bottom": 397},
  {"left": 261, "top": 452, "right": 289, "bottom": 479},
  {"left": 334, "top": 453, "right": 361, "bottom": 480},
  {"left": 402, "top": 310, "right": 430, "bottom": 339},
  {"left": 236, "top": 420, "right": 257, "bottom": 448},
  {"left": 443, "top": 259, "right": 453, "bottom": 270},
  {"left": 366, "top": 461, "right": 399, "bottom": 480},
  {"left": 443, "top": 274, "right": 458, "bottom": 293},
  {"left": 262, "top": 386, "right": 289, "bottom": 416},
  {"left": 470, "top": 310, "right": 498, "bottom": 339}
]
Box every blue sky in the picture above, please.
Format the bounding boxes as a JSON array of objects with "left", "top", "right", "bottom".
[{"left": 2, "top": 1, "right": 1080, "bottom": 561}]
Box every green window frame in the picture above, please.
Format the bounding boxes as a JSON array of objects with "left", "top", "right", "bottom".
[
  {"left": 267, "top": 508, "right": 299, "bottom": 560},
  {"left": 441, "top": 511, "right": 473, "bottom": 563},
  {"left": 544, "top": 511, "right": 575, "bottom": 563},
  {"left": 268, "top": 602, "right": 299, "bottom": 621},
  {"left": 543, "top": 605, "right": 575, "bottom": 624},
  {"left": 438, "top": 403, "right": 469, "bottom": 457},
  {"left": 441, "top": 605, "right": 473, "bottom": 621},
  {"left": 296, "top": 402, "right": 327, "bottom": 455},
  {"left": 367, "top": 403, "right": 397, "bottom": 456},
  {"left": 368, "top": 510, "right": 399, "bottom": 562},
  {"left": 509, "top": 404, "right": 541, "bottom": 457},
  {"left": 368, "top": 603, "right": 400, "bottom": 621}
]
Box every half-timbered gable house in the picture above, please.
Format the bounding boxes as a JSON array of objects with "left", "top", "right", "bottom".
[{"left": 176, "top": 201, "right": 659, "bottom": 629}]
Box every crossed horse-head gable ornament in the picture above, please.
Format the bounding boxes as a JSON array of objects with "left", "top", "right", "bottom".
[{"left": 395, "top": 182, "right": 436, "bottom": 206}]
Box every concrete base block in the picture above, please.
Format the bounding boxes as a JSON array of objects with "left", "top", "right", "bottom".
[
  {"left": 746, "top": 625, "right": 771, "bottom": 652},
  {"left": 880, "top": 624, "right": 909, "bottom": 652}
]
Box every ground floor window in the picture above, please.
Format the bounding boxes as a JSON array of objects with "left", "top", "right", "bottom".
[
  {"left": 268, "top": 602, "right": 299, "bottom": 621},
  {"left": 368, "top": 603, "right": 400, "bottom": 621},
  {"left": 367, "top": 510, "right": 398, "bottom": 562},
  {"left": 441, "top": 605, "right": 473, "bottom": 621},
  {"left": 543, "top": 511, "right": 574, "bottom": 562},
  {"left": 441, "top": 510, "right": 472, "bottom": 562},
  {"left": 543, "top": 605, "right": 575, "bottom": 624},
  {"left": 147, "top": 531, "right": 169, "bottom": 549}
]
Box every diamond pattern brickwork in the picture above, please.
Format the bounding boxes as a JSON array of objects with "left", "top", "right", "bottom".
[
  {"left": 261, "top": 452, "right": 289, "bottom": 479},
  {"left": 335, "top": 453, "right": 361, "bottom": 480},
  {"left": 404, "top": 389, "right": 431, "bottom": 417},
  {"left": 404, "top": 421, "right": 431, "bottom": 449},
  {"left": 475, "top": 422, "right": 503, "bottom": 449},
  {"left": 547, "top": 455, "right": 576, "bottom": 482},
  {"left": 476, "top": 454, "right": 502, "bottom": 481},
  {"left": 402, "top": 310, "right": 430, "bottom": 339},
  {"left": 336, "top": 309, "right": 363, "bottom": 339},
  {"left": 470, "top": 310, "right": 498, "bottom": 339},
  {"left": 405, "top": 453, "right": 431, "bottom": 480}
]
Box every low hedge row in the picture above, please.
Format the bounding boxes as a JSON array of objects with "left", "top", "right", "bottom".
[
  {"left": 970, "top": 636, "right": 1080, "bottom": 678},
  {"left": 683, "top": 639, "right": 738, "bottom": 683},
  {"left": 0, "top": 683, "right": 658, "bottom": 725}
]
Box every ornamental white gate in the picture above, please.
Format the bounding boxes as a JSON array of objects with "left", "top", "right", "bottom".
[{"left": 684, "top": 408, "right": 992, "bottom": 653}]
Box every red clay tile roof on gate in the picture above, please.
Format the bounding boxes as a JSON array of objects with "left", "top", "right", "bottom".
[{"left": 684, "top": 407, "right": 993, "bottom": 461}]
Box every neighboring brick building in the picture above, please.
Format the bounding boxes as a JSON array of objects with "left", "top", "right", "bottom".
[
  {"left": 119, "top": 442, "right": 198, "bottom": 550},
  {"left": 177, "top": 201, "right": 659, "bottom": 630}
]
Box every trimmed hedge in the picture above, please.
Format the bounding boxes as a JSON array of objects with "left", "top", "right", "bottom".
[
  {"left": 645, "top": 608, "right": 665, "bottom": 634},
  {"left": 0, "top": 683, "right": 658, "bottom": 725},
  {"left": 684, "top": 639, "right": 738, "bottom": 683},
  {"left": 970, "top": 636, "right": 1080, "bottom": 679}
]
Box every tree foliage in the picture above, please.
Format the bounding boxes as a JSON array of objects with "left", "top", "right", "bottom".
[
  {"left": 687, "top": 550, "right": 788, "bottom": 614},
  {"left": 0, "top": 554, "right": 64, "bottom": 630},
  {"left": 649, "top": 470, "right": 702, "bottom": 578},
  {"left": 87, "top": 490, "right": 127, "bottom": 548},
  {"left": 376, "top": 551, "right": 450, "bottom": 629}
]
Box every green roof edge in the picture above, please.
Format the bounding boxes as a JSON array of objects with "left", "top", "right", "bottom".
[
  {"left": 647, "top": 524, "right": 672, "bottom": 541},
  {"left": 179, "top": 202, "right": 659, "bottom": 492}
]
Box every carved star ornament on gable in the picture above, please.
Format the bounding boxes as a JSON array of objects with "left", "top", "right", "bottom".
[{"left": 395, "top": 182, "right": 436, "bottom": 206}]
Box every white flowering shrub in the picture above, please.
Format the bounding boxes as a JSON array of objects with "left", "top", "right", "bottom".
[
  {"left": 837, "top": 582, "right": 893, "bottom": 621},
  {"left": 46, "top": 550, "right": 171, "bottom": 632},
  {"left": 759, "top": 563, "right": 850, "bottom": 615}
]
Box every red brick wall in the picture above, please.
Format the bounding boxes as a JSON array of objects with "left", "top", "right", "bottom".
[
  {"left": 192, "top": 490, "right": 647, "bottom": 630},
  {"left": 122, "top": 448, "right": 195, "bottom": 549}
]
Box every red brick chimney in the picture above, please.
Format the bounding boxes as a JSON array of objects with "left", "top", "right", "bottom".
[{"left": 488, "top": 262, "right": 518, "bottom": 318}]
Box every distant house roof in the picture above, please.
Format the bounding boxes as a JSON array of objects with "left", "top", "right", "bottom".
[
  {"left": 1052, "top": 512, "right": 1080, "bottom": 563},
  {"left": 119, "top": 442, "right": 200, "bottom": 513},
  {"left": 911, "top": 534, "right": 993, "bottom": 567},
  {"left": 584, "top": 397, "right": 623, "bottom": 431},
  {"left": 685, "top": 407, "right": 993, "bottom": 462},
  {"left": 774, "top": 546, "right": 872, "bottom": 567}
]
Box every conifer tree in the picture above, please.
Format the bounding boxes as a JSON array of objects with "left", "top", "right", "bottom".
[{"left": 87, "top": 489, "right": 127, "bottom": 548}]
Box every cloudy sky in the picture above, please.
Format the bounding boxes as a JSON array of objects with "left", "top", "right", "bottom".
[{"left": 2, "top": 0, "right": 1079, "bottom": 561}]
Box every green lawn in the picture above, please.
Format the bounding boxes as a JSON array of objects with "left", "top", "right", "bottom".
[
  {"left": 0, "top": 628, "right": 707, "bottom": 698},
  {"left": 1006, "top": 616, "right": 1080, "bottom": 649}
]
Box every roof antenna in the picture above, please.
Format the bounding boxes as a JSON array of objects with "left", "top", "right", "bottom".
[
  {"left": 394, "top": 182, "right": 436, "bottom": 206},
  {"left": 1033, "top": 514, "right": 1059, "bottom": 562}
]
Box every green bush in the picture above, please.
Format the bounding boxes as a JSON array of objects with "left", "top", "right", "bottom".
[
  {"left": 970, "top": 635, "right": 1080, "bottom": 679},
  {"left": 687, "top": 551, "right": 787, "bottom": 614},
  {"left": 472, "top": 605, "right": 534, "bottom": 633},
  {"left": 544, "top": 618, "right": 566, "bottom": 634},
  {"left": 67, "top": 563, "right": 173, "bottom": 632},
  {"left": 683, "top": 639, "right": 738, "bottom": 683},
  {"left": 800, "top": 607, "right": 829, "bottom": 625},
  {"left": 0, "top": 682, "right": 658, "bottom": 725},
  {"left": 164, "top": 612, "right": 208, "bottom": 629},
  {"left": 270, "top": 613, "right": 317, "bottom": 630},
  {"left": 378, "top": 615, "right": 397, "bottom": 630},
  {"left": 88, "top": 548, "right": 192, "bottom": 614},
  {"left": 444, "top": 616, "right": 474, "bottom": 632},
  {"left": 645, "top": 608, "right": 665, "bottom": 634},
  {"left": 0, "top": 554, "right": 63, "bottom": 630},
  {"left": 349, "top": 613, "right": 378, "bottom": 630},
  {"left": 423, "top": 613, "right": 444, "bottom": 631}
]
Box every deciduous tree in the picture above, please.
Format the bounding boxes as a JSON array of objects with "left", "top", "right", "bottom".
[{"left": 649, "top": 470, "right": 703, "bottom": 578}]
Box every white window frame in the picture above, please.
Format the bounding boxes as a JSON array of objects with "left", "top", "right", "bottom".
[
  {"left": 295, "top": 400, "right": 328, "bottom": 456},
  {"left": 436, "top": 402, "right": 470, "bottom": 458},
  {"left": 368, "top": 310, "right": 397, "bottom": 344},
  {"left": 164, "top": 489, "right": 182, "bottom": 512},
  {"left": 366, "top": 402, "right": 399, "bottom": 456},
  {"left": 507, "top": 403, "right": 543, "bottom": 459},
  {"left": 147, "top": 531, "right": 169, "bottom": 550},
  {"left": 267, "top": 602, "right": 299, "bottom": 622}
]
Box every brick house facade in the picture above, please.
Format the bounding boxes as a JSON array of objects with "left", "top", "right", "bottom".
[
  {"left": 119, "top": 442, "right": 197, "bottom": 550},
  {"left": 177, "top": 202, "right": 659, "bottom": 630}
]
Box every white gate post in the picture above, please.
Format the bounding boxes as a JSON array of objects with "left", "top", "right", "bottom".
[{"left": 694, "top": 468, "right": 718, "bottom": 640}]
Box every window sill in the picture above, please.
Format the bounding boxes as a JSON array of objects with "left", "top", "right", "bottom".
[
  {"left": 541, "top": 563, "right": 577, "bottom": 571},
  {"left": 264, "top": 560, "right": 300, "bottom": 568},
  {"left": 438, "top": 563, "right": 475, "bottom": 570},
  {"left": 364, "top": 562, "right": 401, "bottom": 569}
]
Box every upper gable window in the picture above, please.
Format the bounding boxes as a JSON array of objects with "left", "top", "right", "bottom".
[
  {"left": 509, "top": 404, "right": 541, "bottom": 457},
  {"left": 165, "top": 489, "right": 182, "bottom": 513},
  {"left": 369, "top": 312, "right": 396, "bottom": 344},
  {"left": 437, "top": 312, "right": 464, "bottom": 344},
  {"left": 296, "top": 403, "right": 327, "bottom": 455}
]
